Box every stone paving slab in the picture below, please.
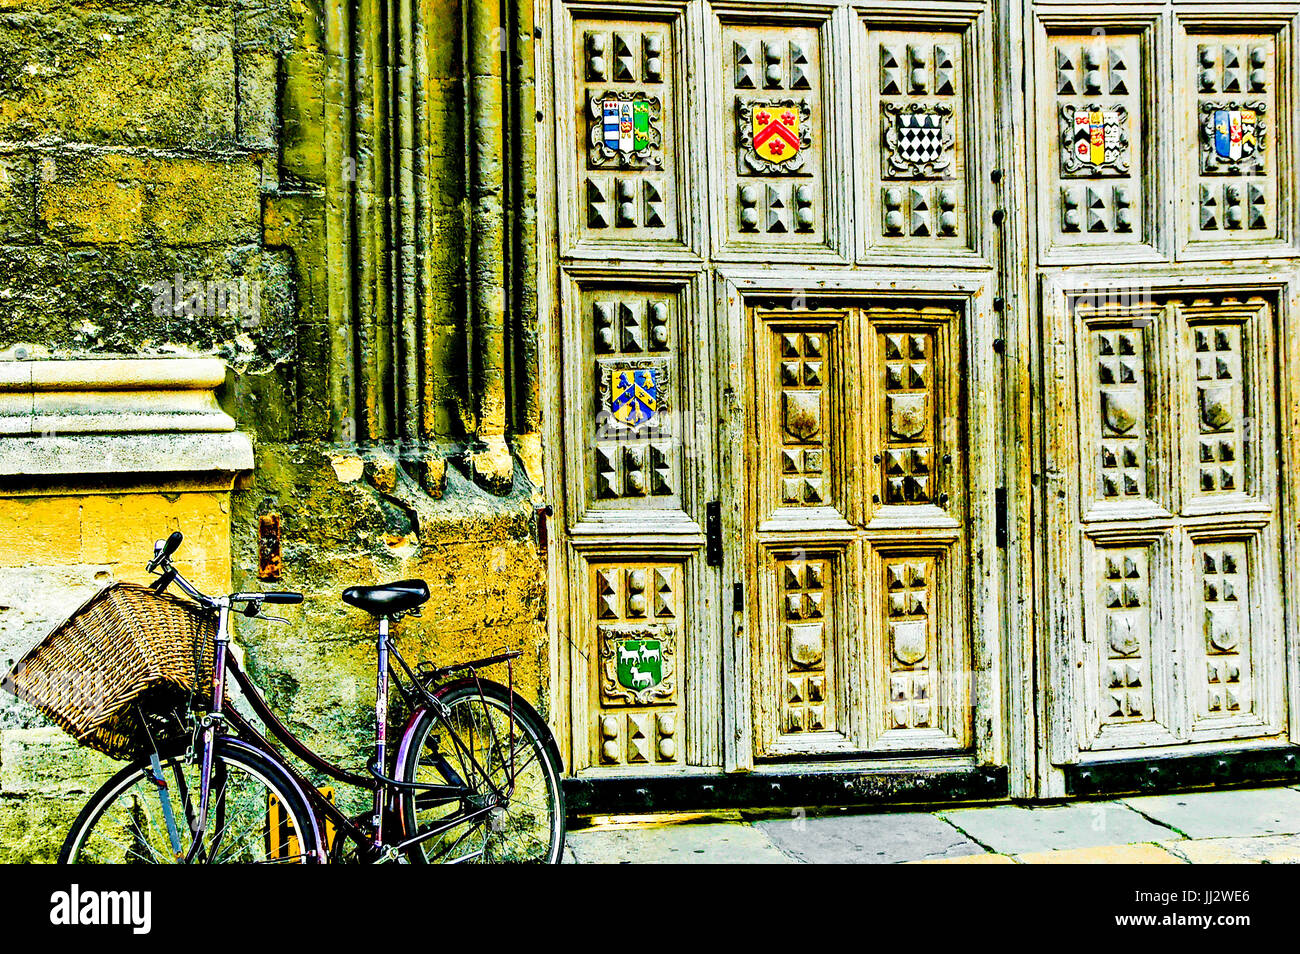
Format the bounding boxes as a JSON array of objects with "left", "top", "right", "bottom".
[
  {"left": 1123, "top": 787, "right": 1300, "bottom": 839},
  {"left": 909, "top": 853, "right": 1016, "bottom": 864},
  {"left": 1014, "top": 843, "right": 1184, "bottom": 864},
  {"left": 938, "top": 801, "right": 1177, "bottom": 855},
  {"left": 751, "top": 810, "right": 986, "bottom": 864},
  {"left": 1162, "top": 833, "right": 1300, "bottom": 864},
  {"left": 566, "top": 821, "right": 794, "bottom": 864}
]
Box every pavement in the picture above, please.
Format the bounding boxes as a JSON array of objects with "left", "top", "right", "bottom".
[{"left": 564, "top": 784, "right": 1300, "bottom": 864}]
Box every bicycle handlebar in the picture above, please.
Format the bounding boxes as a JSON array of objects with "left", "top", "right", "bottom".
[
  {"left": 146, "top": 534, "right": 303, "bottom": 610},
  {"left": 233, "top": 591, "right": 304, "bottom": 605},
  {"left": 147, "top": 531, "right": 184, "bottom": 572}
]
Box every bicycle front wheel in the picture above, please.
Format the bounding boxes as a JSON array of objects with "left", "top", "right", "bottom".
[
  {"left": 399, "top": 680, "right": 565, "bottom": 864},
  {"left": 60, "top": 738, "right": 322, "bottom": 864}
]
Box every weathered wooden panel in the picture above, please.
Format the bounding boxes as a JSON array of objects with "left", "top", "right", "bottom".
[
  {"left": 721, "top": 22, "right": 827, "bottom": 249},
  {"left": 1182, "top": 29, "right": 1284, "bottom": 250},
  {"left": 748, "top": 302, "right": 970, "bottom": 757},
  {"left": 588, "top": 561, "right": 685, "bottom": 768},
  {"left": 1049, "top": 289, "right": 1286, "bottom": 762},
  {"left": 753, "top": 547, "right": 856, "bottom": 757},
  {"left": 753, "top": 311, "right": 851, "bottom": 526},
  {"left": 872, "top": 30, "right": 966, "bottom": 250},
  {"left": 561, "top": 9, "right": 692, "bottom": 255},
  {"left": 1036, "top": 25, "right": 1153, "bottom": 259}
]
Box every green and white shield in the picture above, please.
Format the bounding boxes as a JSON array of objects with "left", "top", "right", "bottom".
[{"left": 615, "top": 638, "right": 663, "bottom": 692}]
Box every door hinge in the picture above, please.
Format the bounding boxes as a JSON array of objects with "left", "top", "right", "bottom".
[
  {"left": 995, "top": 488, "right": 1008, "bottom": 549},
  {"left": 733, "top": 581, "right": 744, "bottom": 612},
  {"left": 705, "top": 501, "right": 723, "bottom": 567},
  {"left": 534, "top": 503, "right": 553, "bottom": 555}
]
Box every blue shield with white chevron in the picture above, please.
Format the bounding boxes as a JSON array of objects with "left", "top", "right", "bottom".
[{"left": 603, "top": 100, "right": 621, "bottom": 150}]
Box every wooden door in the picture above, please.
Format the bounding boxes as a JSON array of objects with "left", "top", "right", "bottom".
[
  {"left": 541, "top": 0, "right": 1009, "bottom": 783},
  {"left": 1031, "top": 4, "right": 1300, "bottom": 795},
  {"left": 744, "top": 302, "right": 979, "bottom": 760}
]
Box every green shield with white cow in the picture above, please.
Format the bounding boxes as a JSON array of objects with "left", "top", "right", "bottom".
[{"left": 615, "top": 639, "right": 663, "bottom": 691}]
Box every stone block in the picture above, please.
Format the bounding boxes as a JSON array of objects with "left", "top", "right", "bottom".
[
  {"left": 38, "top": 154, "right": 261, "bottom": 246},
  {"left": 0, "top": 154, "right": 35, "bottom": 243},
  {"left": 0, "top": 6, "right": 238, "bottom": 149}
]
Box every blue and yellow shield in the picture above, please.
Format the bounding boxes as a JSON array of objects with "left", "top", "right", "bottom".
[{"left": 609, "top": 368, "right": 659, "bottom": 427}]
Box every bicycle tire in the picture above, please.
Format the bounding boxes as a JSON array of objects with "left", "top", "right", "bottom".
[
  {"left": 59, "top": 736, "right": 323, "bottom": 864},
  {"left": 398, "top": 679, "right": 566, "bottom": 864}
]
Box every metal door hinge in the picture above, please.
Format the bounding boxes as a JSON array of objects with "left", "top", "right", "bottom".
[
  {"left": 995, "top": 488, "right": 1008, "bottom": 549},
  {"left": 534, "top": 504, "right": 553, "bottom": 554},
  {"left": 258, "top": 513, "right": 282, "bottom": 581},
  {"left": 705, "top": 501, "right": 723, "bottom": 567}
]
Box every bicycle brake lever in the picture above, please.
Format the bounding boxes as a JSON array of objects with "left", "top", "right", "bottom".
[{"left": 260, "top": 614, "right": 290, "bottom": 625}]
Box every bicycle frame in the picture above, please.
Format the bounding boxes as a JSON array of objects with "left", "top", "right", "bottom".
[{"left": 189, "top": 597, "right": 523, "bottom": 863}]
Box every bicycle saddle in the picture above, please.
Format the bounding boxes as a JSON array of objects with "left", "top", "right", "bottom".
[{"left": 341, "top": 579, "right": 431, "bottom": 615}]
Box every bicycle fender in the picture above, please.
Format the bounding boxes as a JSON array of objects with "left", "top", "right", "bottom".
[
  {"left": 219, "top": 735, "right": 328, "bottom": 864},
  {"left": 431, "top": 677, "right": 565, "bottom": 775}
]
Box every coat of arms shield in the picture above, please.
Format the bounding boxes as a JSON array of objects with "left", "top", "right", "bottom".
[
  {"left": 1059, "top": 104, "right": 1130, "bottom": 176},
  {"left": 751, "top": 105, "right": 802, "bottom": 164},
  {"left": 603, "top": 98, "right": 651, "bottom": 153},
  {"left": 615, "top": 638, "right": 664, "bottom": 692},
  {"left": 895, "top": 113, "right": 944, "bottom": 167},
  {"left": 1199, "top": 101, "right": 1267, "bottom": 174},
  {"left": 609, "top": 368, "right": 659, "bottom": 427},
  {"left": 1213, "top": 108, "right": 1258, "bottom": 162},
  {"left": 737, "top": 98, "right": 812, "bottom": 174}
]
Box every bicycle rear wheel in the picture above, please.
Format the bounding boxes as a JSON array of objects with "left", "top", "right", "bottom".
[
  {"left": 399, "top": 680, "right": 565, "bottom": 863},
  {"left": 60, "top": 738, "right": 322, "bottom": 864}
]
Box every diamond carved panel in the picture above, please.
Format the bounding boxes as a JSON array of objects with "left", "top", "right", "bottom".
[
  {"left": 1096, "top": 546, "right": 1153, "bottom": 727},
  {"left": 869, "top": 546, "right": 967, "bottom": 751},
  {"left": 779, "top": 558, "right": 835, "bottom": 735},
  {"left": 1195, "top": 541, "right": 1252, "bottom": 722},
  {"left": 776, "top": 328, "right": 831, "bottom": 510},
  {"left": 1094, "top": 327, "right": 1150, "bottom": 503},
  {"left": 1191, "top": 323, "right": 1245, "bottom": 496},
  {"left": 590, "top": 562, "right": 684, "bottom": 768},
  {"left": 583, "top": 287, "right": 684, "bottom": 515},
  {"left": 1189, "top": 33, "right": 1278, "bottom": 244},
  {"left": 722, "top": 22, "right": 829, "bottom": 250},
  {"left": 868, "top": 26, "right": 970, "bottom": 251},
  {"left": 573, "top": 18, "right": 679, "bottom": 246},
  {"left": 1043, "top": 31, "right": 1148, "bottom": 251},
  {"left": 866, "top": 307, "right": 963, "bottom": 524},
  {"left": 881, "top": 331, "right": 935, "bottom": 505},
  {"left": 883, "top": 557, "right": 935, "bottom": 731}
]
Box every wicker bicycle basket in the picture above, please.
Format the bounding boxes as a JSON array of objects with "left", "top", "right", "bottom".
[{"left": 1, "top": 582, "right": 217, "bottom": 761}]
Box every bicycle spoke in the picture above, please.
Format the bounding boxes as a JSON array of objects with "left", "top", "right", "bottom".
[
  {"left": 66, "top": 748, "right": 315, "bottom": 865},
  {"left": 403, "top": 689, "right": 560, "bottom": 864}
]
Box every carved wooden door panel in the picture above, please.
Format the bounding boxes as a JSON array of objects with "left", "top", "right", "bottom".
[
  {"left": 724, "top": 4, "right": 1002, "bottom": 767},
  {"left": 747, "top": 303, "right": 976, "bottom": 758},
  {"left": 1047, "top": 294, "right": 1286, "bottom": 753},
  {"left": 1033, "top": 4, "right": 1300, "bottom": 794}
]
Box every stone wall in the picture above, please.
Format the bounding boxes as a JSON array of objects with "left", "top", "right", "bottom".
[
  {"left": 0, "top": 0, "right": 546, "bottom": 861},
  {"left": 0, "top": 488, "right": 236, "bottom": 861}
]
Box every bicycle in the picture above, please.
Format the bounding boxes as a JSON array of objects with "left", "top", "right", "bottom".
[{"left": 58, "top": 531, "right": 566, "bottom": 864}]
